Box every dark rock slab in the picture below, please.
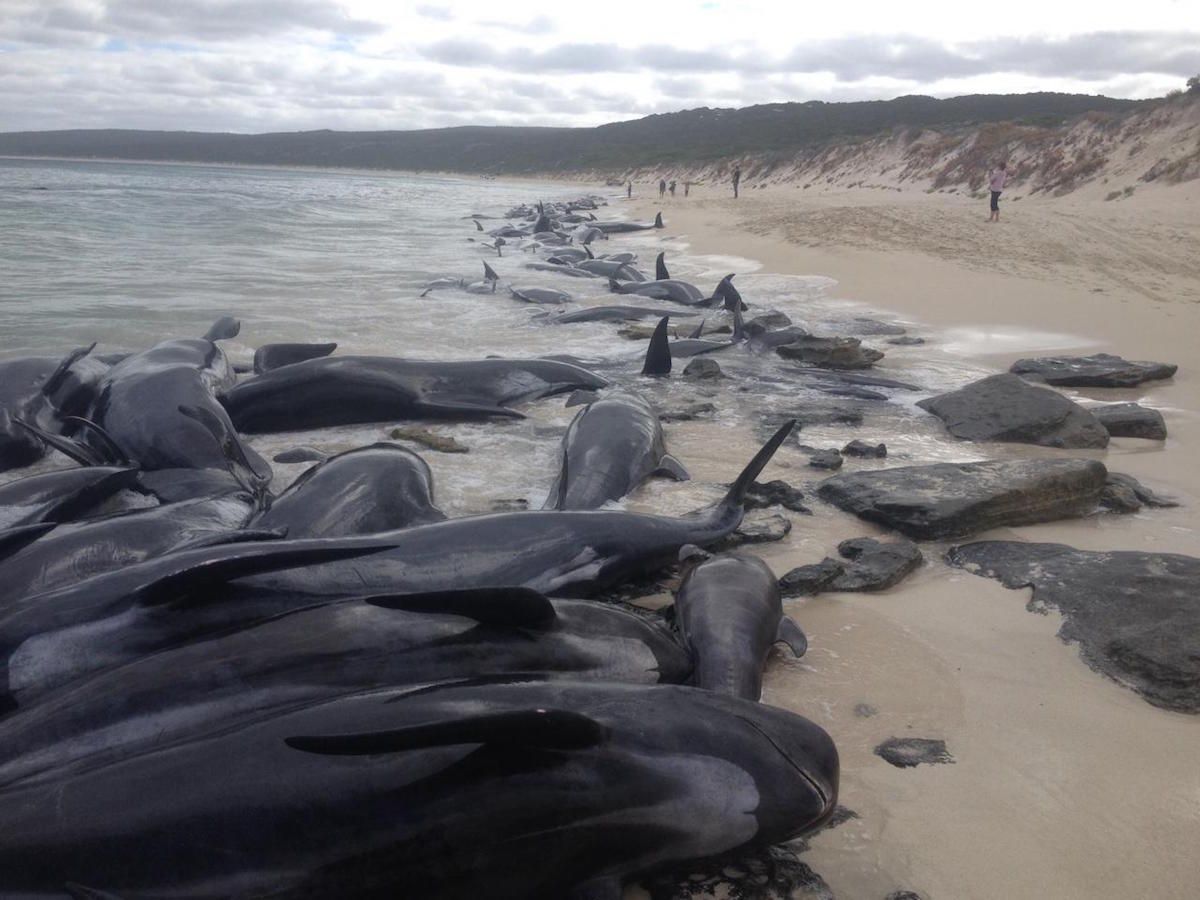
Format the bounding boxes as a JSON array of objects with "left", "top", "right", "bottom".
[
  {"left": 659, "top": 402, "right": 717, "bottom": 422},
  {"left": 916, "top": 374, "right": 1109, "bottom": 449},
  {"left": 948, "top": 541, "right": 1200, "bottom": 713},
  {"left": 831, "top": 537, "right": 923, "bottom": 591},
  {"left": 643, "top": 841, "right": 835, "bottom": 900},
  {"left": 812, "top": 372, "right": 922, "bottom": 391},
  {"left": 1010, "top": 353, "right": 1177, "bottom": 387},
  {"left": 745, "top": 479, "right": 812, "bottom": 514},
  {"left": 874, "top": 737, "right": 954, "bottom": 768},
  {"left": 800, "top": 446, "right": 844, "bottom": 471},
  {"left": 717, "top": 511, "right": 792, "bottom": 548},
  {"left": 1107, "top": 472, "right": 1179, "bottom": 509},
  {"left": 887, "top": 336, "right": 926, "bottom": 346},
  {"left": 817, "top": 459, "right": 1109, "bottom": 540},
  {"left": 746, "top": 310, "right": 793, "bottom": 330},
  {"left": 1092, "top": 403, "right": 1167, "bottom": 440},
  {"left": 844, "top": 316, "right": 907, "bottom": 336},
  {"left": 778, "top": 335, "right": 885, "bottom": 369},
  {"left": 682, "top": 358, "right": 724, "bottom": 380},
  {"left": 842, "top": 440, "right": 887, "bottom": 458},
  {"left": 780, "top": 558, "right": 846, "bottom": 597}
]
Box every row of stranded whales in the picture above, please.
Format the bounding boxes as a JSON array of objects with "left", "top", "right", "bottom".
[
  {"left": 0, "top": 195, "right": 845, "bottom": 896},
  {"left": 0, "top": 420, "right": 794, "bottom": 709}
]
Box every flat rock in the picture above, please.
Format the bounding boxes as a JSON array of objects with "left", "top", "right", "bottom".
[
  {"left": 844, "top": 316, "right": 907, "bottom": 336},
  {"left": 800, "top": 446, "right": 844, "bottom": 471},
  {"left": 682, "top": 358, "right": 724, "bottom": 380},
  {"left": 842, "top": 440, "right": 887, "bottom": 458},
  {"left": 389, "top": 426, "right": 469, "bottom": 453},
  {"left": 817, "top": 458, "right": 1109, "bottom": 540},
  {"left": 746, "top": 310, "right": 793, "bottom": 330},
  {"left": 717, "top": 511, "right": 792, "bottom": 548},
  {"left": 831, "top": 537, "right": 923, "bottom": 591},
  {"left": 916, "top": 374, "right": 1109, "bottom": 449},
  {"left": 780, "top": 559, "right": 846, "bottom": 597},
  {"left": 1091, "top": 403, "right": 1167, "bottom": 440},
  {"left": 745, "top": 479, "right": 811, "bottom": 514},
  {"left": 874, "top": 737, "right": 954, "bottom": 768},
  {"left": 1010, "top": 353, "right": 1177, "bottom": 387},
  {"left": 887, "top": 336, "right": 926, "bottom": 346},
  {"left": 643, "top": 842, "right": 834, "bottom": 900},
  {"left": 1105, "top": 472, "right": 1179, "bottom": 509},
  {"left": 659, "top": 402, "right": 717, "bottom": 422},
  {"left": 947, "top": 541, "right": 1200, "bottom": 713},
  {"left": 777, "top": 335, "right": 885, "bottom": 369}
]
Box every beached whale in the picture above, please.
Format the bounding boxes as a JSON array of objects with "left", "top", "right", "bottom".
[
  {"left": 675, "top": 552, "right": 808, "bottom": 700},
  {"left": 220, "top": 355, "right": 609, "bottom": 433},
  {"left": 0, "top": 589, "right": 691, "bottom": 789},
  {"left": 251, "top": 443, "right": 445, "bottom": 538},
  {"left": 509, "top": 286, "right": 571, "bottom": 305},
  {"left": 0, "top": 679, "right": 837, "bottom": 899},
  {"left": 592, "top": 211, "right": 665, "bottom": 233},
  {"left": 547, "top": 305, "right": 698, "bottom": 324},
  {"left": 611, "top": 276, "right": 708, "bottom": 305},
  {"left": 543, "top": 391, "right": 689, "bottom": 509}
]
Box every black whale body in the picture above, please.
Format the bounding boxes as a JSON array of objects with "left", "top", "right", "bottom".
[
  {"left": 0, "top": 680, "right": 837, "bottom": 899},
  {"left": 221, "top": 355, "right": 610, "bottom": 433}
]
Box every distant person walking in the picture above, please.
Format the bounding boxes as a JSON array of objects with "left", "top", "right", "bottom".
[
  {"left": 659, "top": 178, "right": 667, "bottom": 199},
  {"left": 684, "top": 181, "right": 690, "bottom": 197},
  {"left": 988, "top": 162, "right": 1012, "bottom": 222},
  {"left": 627, "top": 181, "right": 632, "bottom": 199},
  {"left": 668, "top": 180, "right": 676, "bottom": 197},
  {"left": 732, "top": 167, "right": 741, "bottom": 199}
]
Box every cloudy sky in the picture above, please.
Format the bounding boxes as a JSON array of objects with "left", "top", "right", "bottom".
[{"left": 2, "top": 0, "right": 1198, "bottom": 133}]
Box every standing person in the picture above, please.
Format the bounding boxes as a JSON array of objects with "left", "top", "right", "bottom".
[
  {"left": 684, "top": 181, "right": 690, "bottom": 197},
  {"left": 988, "top": 161, "right": 1013, "bottom": 222},
  {"left": 669, "top": 180, "right": 676, "bottom": 197},
  {"left": 659, "top": 178, "right": 667, "bottom": 199},
  {"left": 732, "top": 166, "right": 741, "bottom": 199},
  {"left": 627, "top": 181, "right": 632, "bottom": 199}
]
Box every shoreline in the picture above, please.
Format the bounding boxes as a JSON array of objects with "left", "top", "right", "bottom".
[{"left": 627, "top": 183, "right": 1200, "bottom": 898}]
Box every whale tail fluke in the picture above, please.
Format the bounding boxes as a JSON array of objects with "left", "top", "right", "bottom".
[{"left": 642, "top": 317, "right": 672, "bottom": 377}]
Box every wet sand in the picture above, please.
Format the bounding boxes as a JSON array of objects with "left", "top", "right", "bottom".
[{"left": 625, "top": 184, "right": 1200, "bottom": 898}]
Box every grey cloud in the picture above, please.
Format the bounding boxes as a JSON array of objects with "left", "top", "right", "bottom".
[
  {"left": 419, "top": 31, "right": 1200, "bottom": 80},
  {"left": 480, "top": 16, "right": 556, "bottom": 35},
  {"left": 1, "top": 0, "right": 384, "bottom": 47},
  {"left": 416, "top": 5, "right": 454, "bottom": 21}
]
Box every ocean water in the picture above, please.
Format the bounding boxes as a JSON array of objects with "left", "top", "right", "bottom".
[{"left": 0, "top": 157, "right": 999, "bottom": 511}]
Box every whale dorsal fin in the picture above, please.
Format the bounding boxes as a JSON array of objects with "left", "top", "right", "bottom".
[
  {"left": 41, "top": 343, "right": 96, "bottom": 396},
  {"left": 641, "top": 317, "right": 672, "bottom": 377},
  {"left": 364, "top": 588, "right": 557, "bottom": 629},
  {"left": 689, "top": 318, "right": 706, "bottom": 339},
  {"left": 285, "top": 708, "right": 608, "bottom": 756},
  {"left": 202, "top": 316, "right": 241, "bottom": 342},
  {"left": 655, "top": 251, "right": 669, "bottom": 281},
  {"left": 482, "top": 261, "right": 499, "bottom": 283}
]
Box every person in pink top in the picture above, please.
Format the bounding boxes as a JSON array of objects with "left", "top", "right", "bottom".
[{"left": 988, "top": 161, "right": 1013, "bottom": 222}]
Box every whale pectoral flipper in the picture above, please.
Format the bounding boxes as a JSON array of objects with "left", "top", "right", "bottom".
[
  {"left": 416, "top": 396, "right": 527, "bottom": 419},
  {"left": 13, "top": 418, "right": 108, "bottom": 467},
  {"left": 654, "top": 454, "right": 690, "bottom": 481},
  {"left": 285, "top": 709, "right": 609, "bottom": 756},
  {"left": 775, "top": 616, "right": 808, "bottom": 658},
  {"left": 363, "top": 588, "right": 557, "bottom": 628},
  {"left": 41, "top": 343, "right": 96, "bottom": 396},
  {"left": 167, "top": 528, "right": 290, "bottom": 554}
]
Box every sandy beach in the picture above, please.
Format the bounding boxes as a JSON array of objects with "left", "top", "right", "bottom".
[{"left": 624, "top": 182, "right": 1200, "bottom": 898}]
